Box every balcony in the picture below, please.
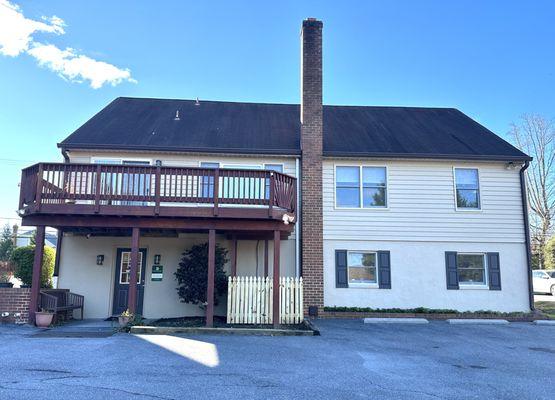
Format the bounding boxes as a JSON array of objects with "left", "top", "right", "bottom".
[{"left": 18, "top": 163, "right": 297, "bottom": 224}]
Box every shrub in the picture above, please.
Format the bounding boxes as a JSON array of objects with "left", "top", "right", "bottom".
[
  {"left": 175, "top": 243, "right": 228, "bottom": 308},
  {"left": 11, "top": 245, "right": 55, "bottom": 288}
]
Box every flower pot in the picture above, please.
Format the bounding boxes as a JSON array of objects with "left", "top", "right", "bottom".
[
  {"left": 118, "top": 316, "right": 130, "bottom": 327},
  {"left": 35, "top": 312, "right": 54, "bottom": 328},
  {"left": 0, "top": 282, "right": 13, "bottom": 288}
]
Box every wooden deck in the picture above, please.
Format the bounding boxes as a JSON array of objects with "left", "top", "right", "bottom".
[{"left": 19, "top": 163, "right": 297, "bottom": 223}]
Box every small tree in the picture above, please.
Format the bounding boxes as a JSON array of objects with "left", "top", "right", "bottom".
[
  {"left": 0, "top": 224, "right": 14, "bottom": 262},
  {"left": 510, "top": 115, "right": 555, "bottom": 268},
  {"left": 175, "top": 243, "right": 228, "bottom": 309},
  {"left": 11, "top": 245, "right": 55, "bottom": 288}
]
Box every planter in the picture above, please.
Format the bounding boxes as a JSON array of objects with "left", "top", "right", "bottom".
[
  {"left": 0, "top": 282, "right": 13, "bottom": 288},
  {"left": 118, "top": 316, "right": 131, "bottom": 327},
  {"left": 35, "top": 312, "right": 54, "bottom": 328}
]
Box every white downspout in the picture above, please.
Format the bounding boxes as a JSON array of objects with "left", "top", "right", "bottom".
[{"left": 295, "top": 157, "right": 301, "bottom": 277}]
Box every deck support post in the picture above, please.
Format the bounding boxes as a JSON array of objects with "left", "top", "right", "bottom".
[
  {"left": 230, "top": 234, "right": 237, "bottom": 277},
  {"left": 206, "top": 229, "right": 216, "bottom": 327},
  {"left": 273, "top": 230, "right": 280, "bottom": 328},
  {"left": 128, "top": 227, "right": 140, "bottom": 314},
  {"left": 29, "top": 226, "right": 45, "bottom": 324}
]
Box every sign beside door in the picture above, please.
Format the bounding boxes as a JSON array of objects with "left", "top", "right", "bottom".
[{"left": 152, "top": 265, "right": 163, "bottom": 281}]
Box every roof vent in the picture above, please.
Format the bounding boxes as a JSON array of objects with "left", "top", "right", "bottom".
[
  {"left": 195, "top": 97, "right": 200, "bottom": 106},
  {"left": 174, "top": 110, "right": 180, "bottom": 121}
]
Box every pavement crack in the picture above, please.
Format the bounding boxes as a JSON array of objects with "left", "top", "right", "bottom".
[
  {"left": 363, "top": 377, "right": 444, "bottom": 399},
  {"left": 57, "top": 382, "right": 177, "bottom": 400}
]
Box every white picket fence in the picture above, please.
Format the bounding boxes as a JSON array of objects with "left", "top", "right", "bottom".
[{"left": 227, "top": 276, "right": 303, "bottom": 324}]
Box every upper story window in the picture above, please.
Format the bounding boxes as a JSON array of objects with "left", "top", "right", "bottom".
[
  {"left": 264, "top": 164, "right": 283, "bottom": 173},
  {"left": 454, "top": 168, "right": 480, "bottom": 210},
  {"left": 336, "top": 166, "right": 387, "bottom": 208}
]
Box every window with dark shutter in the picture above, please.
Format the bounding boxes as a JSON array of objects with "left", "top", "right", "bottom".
[
  {"left": 487, "top": 252, "right": 501, "bottom": 290},
  {"left": 378, "top": 251, "right": 391, "bottom": 289},
  {"left": 445, "top": 251, "right": 459, "bottom": 290},
  {"left": 335, "top": 250, "right": 348, "bottom": 288}
]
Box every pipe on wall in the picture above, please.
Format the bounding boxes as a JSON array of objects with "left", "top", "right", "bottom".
[
  {"left": 519, "top": 161, "right": 534, "bottom": 311},
  {"left": 295, "top": 157, "right": 301, "bottom": 277}
]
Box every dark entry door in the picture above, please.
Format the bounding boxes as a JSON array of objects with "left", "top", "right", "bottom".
[{"left": 112, "top": 248, "right": 147, "bottom": 315}]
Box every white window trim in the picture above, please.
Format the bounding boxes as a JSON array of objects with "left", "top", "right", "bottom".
[
  {"left": 334, "top": 164, "right": 389, "bottom": 210},
  {"left": 91, "top": 157, "right": 153, "bottom": 165},
  {"left": 457, "top": 252, "right": 488, "bottom": 288},
  {"left": 347, "top": 250, "right": 379, "bottom": 288},
  {"left": 453, "top": 167, "right": 482, "bottom": 212},
  {"left": 118, "top": 251, "right": 144, "bottom": 285},
  {"left": 263, "top": 163, "right": 285, "bottom": 173}
]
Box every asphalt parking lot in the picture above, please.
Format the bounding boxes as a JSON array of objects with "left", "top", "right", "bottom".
[{"left": 1, "top": 319, "right": 554, "bottom": 400}]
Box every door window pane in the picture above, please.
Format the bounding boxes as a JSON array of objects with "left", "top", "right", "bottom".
[
  {"left": 457, "top": 253, "right": 486, "bottom": 285},
  {"left": 336, "top": 166, "right": 360, "bottom": 207},
  {"left": 200, "top": 162, "right": 219, "bottom": 198},
  {"left": 347, "top": 252, "right": 377, "bottom": 285},
  {"left": 119, "top": 252, "right": 144, "bottom": 284},
  {"left": 455, "top": 169, "right": 480, "bottom": 209}
]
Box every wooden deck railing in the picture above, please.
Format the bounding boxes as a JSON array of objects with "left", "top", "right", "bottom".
[{"left": 19, "top": 163, "right": 297, "bottom": 217}]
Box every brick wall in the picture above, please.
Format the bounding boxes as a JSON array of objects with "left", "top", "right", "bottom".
[
  {"left": 300, "top": 19, "right": 324, "bottom": 314},
  {"left": 0, "top": 288, "right": 31, "bottom": 324}
]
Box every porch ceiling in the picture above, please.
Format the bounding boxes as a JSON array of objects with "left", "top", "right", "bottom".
[{"left": 22, "top": 215, "right": 293, "bottom": 239}]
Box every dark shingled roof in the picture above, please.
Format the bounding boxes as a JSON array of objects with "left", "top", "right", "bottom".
[{"left": 59, "top": 97, "right": 530, "bottom": 161}]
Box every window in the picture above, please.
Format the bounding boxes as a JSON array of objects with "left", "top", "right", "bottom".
[
  {"left": 264, "top": 164, "right": 283, "bottom": 173},
  {"left": 347, "top": 251, "right": 377, "bottom": 286},
  {"left": 336, "top": 166, "right": 360, "bottom": 207},
  {"left": 363, "top": 167, "right": 387, "bottom": 207},
  {"left": 454, "top": 168, "right": 480, "bottom": 209},
  {"left": 119, "top": 252, "right": 144, "bottom": 284},
  {"left": 457, "top": 253, "right": 486, "bottom": 285},
  {"left": 336, "top": 166, "right": 387, "bottom": 208}
]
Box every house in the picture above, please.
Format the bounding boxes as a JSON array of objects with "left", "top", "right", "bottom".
[
  {"left": 13, "top": 226, "right": 58, "bottom": 249},
  {"left": 17, "top": 18, "right": 532, "bottom": 325}
]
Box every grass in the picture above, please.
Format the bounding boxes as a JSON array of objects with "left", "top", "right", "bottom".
[{"left": 535, "top": 301, "right": 555, "bottom": 319}]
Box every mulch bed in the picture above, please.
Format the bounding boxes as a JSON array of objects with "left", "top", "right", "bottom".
[{"left": 150, "top": 316, "right": 310, "bottom": 330}]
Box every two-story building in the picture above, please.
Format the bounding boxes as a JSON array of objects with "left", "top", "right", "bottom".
[{"left": 18, "top": 18, "right": 532, "bottom": 325}]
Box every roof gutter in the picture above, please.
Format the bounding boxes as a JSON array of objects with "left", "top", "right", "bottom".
[
  {"left": 323, "top": 151, "right": 532, "bottom": 162},
  {"left": 61, "top": 148, "right": 70, "bottom": 163},
  {"left": 57, "top": 143, "right": 302, "bottom": 156},
  {"left": 520, "top": 160, "right": 534, "bottom": 311}
]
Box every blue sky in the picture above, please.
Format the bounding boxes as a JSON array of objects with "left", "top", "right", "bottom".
[{"left": 1, "top": 0, "right": 554, "bottom": 225}]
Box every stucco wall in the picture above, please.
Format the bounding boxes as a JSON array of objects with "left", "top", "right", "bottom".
[
  {"left": 323, "top": 240, "right": 530, "bottom": 312},
  {"left": 57, "top": 234, "right": 295, "bottom": 319}
]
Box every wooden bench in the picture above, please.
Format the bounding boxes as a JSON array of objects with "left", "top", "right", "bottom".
[{"left": 40, "top": 289, "right": 84, "bottom": 320}]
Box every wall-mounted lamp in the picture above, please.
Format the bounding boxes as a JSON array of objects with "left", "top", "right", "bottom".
[
  {"left": 96, "top": 255, "right": 104, "bottom": 265},
  {"left": 154, "top": 254, "right": 161, "bottom": 265}
]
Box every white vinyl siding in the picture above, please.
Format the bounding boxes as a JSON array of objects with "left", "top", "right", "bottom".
[
  {"left": 69, "top": 151, "right": 297, "bottom": 177},
  {"left": 323, "top": 160, "right": 525, "bottom": 243}
]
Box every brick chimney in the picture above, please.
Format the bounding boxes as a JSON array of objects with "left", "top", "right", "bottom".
[{"left": 300, "top": 18, "right": 324, "bottom": 315}]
